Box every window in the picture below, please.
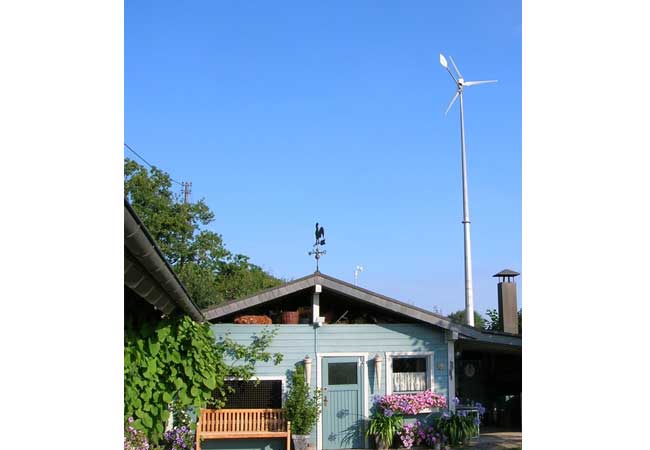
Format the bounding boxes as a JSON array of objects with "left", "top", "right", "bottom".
[
  {"left": 328, "top": 362, "right": 358, "bottom": 385},
  {"left": 388, "top": 353, "right": 432, "bottom": 393},
  {"left": 223, "top": 379, "right": 283, "bottom": 408}
]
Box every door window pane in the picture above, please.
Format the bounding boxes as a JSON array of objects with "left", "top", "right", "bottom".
[{"left": 328, "top": 362, "right": 358, "bottom": 385}]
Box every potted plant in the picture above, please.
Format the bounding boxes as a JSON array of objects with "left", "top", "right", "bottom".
[
  {"left": 284, "top": 365, "right": 321, "bottom": 450},
  {"left": 435, "top": 411, "right": 478, "bottom": 447},
  {"left": 365, "top": 408, "right": 403, "bottom": 450}
]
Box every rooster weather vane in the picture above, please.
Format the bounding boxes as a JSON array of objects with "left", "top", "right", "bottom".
[{"left": 308, "top": 222, "right": 326, "bottom": 272}]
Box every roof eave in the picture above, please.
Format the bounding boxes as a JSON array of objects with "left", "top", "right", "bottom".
[{"left": 124, "top": 199, "right": 205, "bottom": 322}]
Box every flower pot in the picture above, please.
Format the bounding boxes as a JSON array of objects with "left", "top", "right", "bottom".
[
  {"left": 282, "top": 311, "right": 300, "bottom": 324},
  {"left": 374, "top": 435, "right": 390, "bottom": 450},
  {"left": 292, "top": 434, "right": 311, "bottom": 450}
]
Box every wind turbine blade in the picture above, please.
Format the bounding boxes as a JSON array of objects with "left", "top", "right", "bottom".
[
  {"left": 445, "top": 92, "right": 459, "bottom": 115},
  {"left": 463, "top": 80, "right": 498, "bottom": 87},
  {"left": 448, "top": 56, "right": 463, "bottom": 79},
  {"left": 439, "top": 53, "right": 448, "bottom": 68}
]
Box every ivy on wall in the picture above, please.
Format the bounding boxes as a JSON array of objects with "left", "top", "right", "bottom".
[{"left": 124, "top": 309, "right": 282, "bottom": 444}]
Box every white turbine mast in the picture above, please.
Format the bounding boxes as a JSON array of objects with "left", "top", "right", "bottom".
[{"left": 439, "top": 53, "right": 497, "bottom": 327}]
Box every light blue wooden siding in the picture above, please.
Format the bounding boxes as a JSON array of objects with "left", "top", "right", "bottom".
[
  {"left": 211, "top": 325, "right": 317, "bottom": 383},
  {"left": 210, "top": 323, "right": 448, "bottom": 401}
]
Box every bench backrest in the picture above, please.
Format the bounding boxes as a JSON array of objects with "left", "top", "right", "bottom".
[{"left": 199, "top": 408, "right": 288, "bottom": 433}]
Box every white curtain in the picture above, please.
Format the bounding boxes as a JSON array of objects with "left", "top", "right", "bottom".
[{"left": 392, "top": 372, "right": 426, "bottom": 392}]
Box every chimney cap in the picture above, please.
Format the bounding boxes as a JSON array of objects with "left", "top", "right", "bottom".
[{"left": 493, "top": 269, "right": 520, "bottom": 278}]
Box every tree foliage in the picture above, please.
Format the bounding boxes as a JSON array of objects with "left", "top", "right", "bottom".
[
  {"left": 484, "top": 308, "right": 522, "bottom": 334},
  {"left": 484, "top": 309, "right": 500, "bottom": 332},
  {"left": 447, "top": 309, "right": 485, "bottom": 329},
  {"left": 124, "top": 158, "right": 283, "bottom": 307},
  {"left": 124, "top": 301, "right": 283, "bottom": 444}
]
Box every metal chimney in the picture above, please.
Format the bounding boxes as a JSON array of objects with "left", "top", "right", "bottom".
[{"left": 493, "top": 269, "right": 520, "bottom": 334}]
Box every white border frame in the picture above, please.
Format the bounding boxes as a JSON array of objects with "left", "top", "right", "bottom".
[
  {"left": 316, "top": 352, "right": 369, "bottom": 450},
  {"left": 384, "top": 351, "right": 435, "bottom": 395}
]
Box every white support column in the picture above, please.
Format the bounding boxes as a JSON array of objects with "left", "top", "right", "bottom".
[
  {"left": 447, "top": 330, "right": 458, "bottom": 412},
  {"left": 313, "top": 284, "right": 321, "bottom": 323}
]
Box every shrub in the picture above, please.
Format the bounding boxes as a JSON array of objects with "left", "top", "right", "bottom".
[{"left": 284, "top": 365, "right": 321, "bottom": 435}]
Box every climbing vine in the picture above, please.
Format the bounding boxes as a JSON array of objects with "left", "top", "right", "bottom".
[{"left": 124, "top": 309, "right": 282, "bottom": 444}]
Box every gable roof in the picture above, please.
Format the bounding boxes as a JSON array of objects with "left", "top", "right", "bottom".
[{"left": 202, "top": 271, "right": 521, "bottom": 347}]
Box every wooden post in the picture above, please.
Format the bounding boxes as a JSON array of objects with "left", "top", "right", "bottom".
[
  {"left": 196, "top": 409, "right": 202, "bottom": 450},
  {"left": 287, "top": 421, "right": 291, "bottom": 450}
]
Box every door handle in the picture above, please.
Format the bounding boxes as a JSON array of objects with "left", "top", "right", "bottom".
[{"left": 323, "top": 395, "right": 328, "bottom": 407}]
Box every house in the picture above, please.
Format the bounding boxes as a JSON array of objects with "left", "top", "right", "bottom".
[{"left": 204, "top": 271, "right": 521, "bottom": 450}]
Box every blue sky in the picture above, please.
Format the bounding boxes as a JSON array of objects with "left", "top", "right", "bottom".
[{"left": 125, "top": 0, "right": 521, "bottom": 316}]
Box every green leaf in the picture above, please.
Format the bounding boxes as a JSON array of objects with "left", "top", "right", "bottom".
[
  {"left": 148, "top": 340, "right": 160, "bottom": 356},
  {"left": 178, "top": 390, "right": 191, "bottom": 405},
  {"left": 141, "top": 412, "right": 153, "bottom": 428},
  {"left": 162, "top": 392, "right": 172, "bottom": 403},
  {"left": 156, "top": 327, "right": 171, "bottom": 341},
  {"left": 204, "top": 375, "right": 216, "bottom": 390}
]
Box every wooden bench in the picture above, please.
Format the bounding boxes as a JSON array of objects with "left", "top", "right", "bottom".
[{"left": 196, "top": 408, "right": 291, "bottom": 450}]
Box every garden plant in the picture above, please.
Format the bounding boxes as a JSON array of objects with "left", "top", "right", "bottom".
[
  {"left": 434, "top": 399, "right": 486, "bottom": 447},
  {"left": 284, "top": 365, "right": 321, "bottom": 450}
]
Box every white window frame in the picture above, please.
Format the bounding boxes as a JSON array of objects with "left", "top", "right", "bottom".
[
  {"left": 385, "top": 351, "right": 434, "bottom": 395},
  {"left": 223, "top": 375, "right": 287, "bottom": 406}
]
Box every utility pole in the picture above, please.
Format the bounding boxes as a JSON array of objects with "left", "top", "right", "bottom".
[{"left": 182, "top": 182, "right": 192, "bottom": 204}]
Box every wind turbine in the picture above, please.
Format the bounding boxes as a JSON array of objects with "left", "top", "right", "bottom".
[{"left": 439, "top": 53, "right": 497, "bottom": 327}]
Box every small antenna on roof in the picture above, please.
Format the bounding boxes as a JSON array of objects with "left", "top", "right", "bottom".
[
  {"left": 354, "top": 265, "right": 364, "bottom": 285},
  {"left": 308, "top": 222, "right": 326, "bottom": 272}
]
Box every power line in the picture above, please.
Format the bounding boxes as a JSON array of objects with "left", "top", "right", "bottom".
[{"left": 124, "top": 142, "right": 184, "bottom": 186}]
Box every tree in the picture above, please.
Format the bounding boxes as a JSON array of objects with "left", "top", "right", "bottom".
[
  {"left": 125, "top": 158, "right": 283, "bottom": 307},
  {"left": 447, "top": 309, "right": 485, "bottom": 329},
  {"left": 484, "top": 308, "right": 522, "bottom": 334}
]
